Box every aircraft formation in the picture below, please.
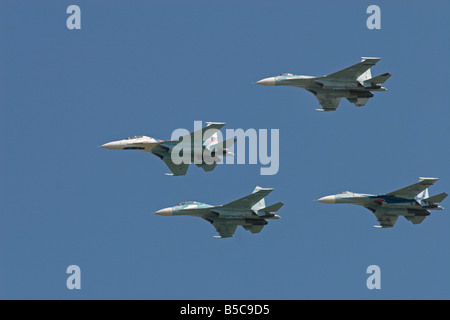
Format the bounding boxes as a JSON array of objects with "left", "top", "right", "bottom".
[{"left": 102, "top": 57, "right": 447, "bottom": 237}]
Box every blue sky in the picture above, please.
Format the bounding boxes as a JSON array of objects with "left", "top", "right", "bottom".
[{"left": 1, "top": 1, "right": 449, "bottom": 299}]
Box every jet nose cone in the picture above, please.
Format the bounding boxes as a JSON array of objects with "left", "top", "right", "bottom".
[
  {"left": 317, "top": 195, "right": 336, "bottom": 204},
  {"left": 101, "top": 141, "right": 122, "bottom": 150},
  {"left": 256, "top": 77, "right": 276, "bottom": 86},
  {"left": 155, "top": 207, "right": 173, "bottom": 216}
]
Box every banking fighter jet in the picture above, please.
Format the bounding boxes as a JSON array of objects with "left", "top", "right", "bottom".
[
  {"left": 101, "top": 122, "right": 236, "bottom": 176},
  {"left": 256, "top": 57, "right": 390, "bottom": 111},
  {"left": 317, "top": 177, "right": 447, "bottom": 228},
  {"left": 155, "top": 186, "right": 283, "bottom": 238}
]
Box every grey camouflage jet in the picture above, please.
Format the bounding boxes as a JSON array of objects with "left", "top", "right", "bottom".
[
  {"left": 155, "top": 186, "right": 283, "bottom": 238},
  {"left": 101, "top": 122, "right": 235, "bottom": 176},
  {"left": 257, "top": 57, "right": 390, "bottom": 111},
  {"left": 317, "top": 177, "right": 447, "bottom": 228}
]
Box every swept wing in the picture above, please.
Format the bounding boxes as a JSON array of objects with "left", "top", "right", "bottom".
[
  {"left": 326, "top": 57, "right": 381, "bottom": 80},
  {"left": 385, "top": 177, "right": 439, "bottom": 199},
  {"left": 165, "top": 122, "right": 226, "bottom": 147},
  {"left": 162, "top": 158, "right": 189, "bottom": 176},
  {"left": 315, "top": 95, "right": 341, "bottom": 111},
  {"left": 221, "top": 187, "right": 274, "bottom": 210},
  {"left": 371, "top": 208, "right": 399, "bottom": 228}
]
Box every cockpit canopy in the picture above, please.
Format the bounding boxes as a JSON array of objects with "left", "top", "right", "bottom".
[
  {"left": 177, "top": 201, "right": 198, "bottom": 206},
  {"left": 125, "top": 136, "right": 144, "bottom": 140},
  {"left": 279, "top": 73, "right": 294, "bottom": 76},
  {"left": 338, "top": 191, "right": 354, "bottom": 195}
]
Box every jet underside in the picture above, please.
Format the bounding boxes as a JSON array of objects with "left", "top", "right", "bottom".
[{"left": 280, "top": 77, "right": 383, "bottom": 98}]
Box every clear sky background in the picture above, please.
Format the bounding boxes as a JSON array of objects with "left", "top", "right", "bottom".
[{"left": 1, "top": 1, "right": 449, "bottom": 299}]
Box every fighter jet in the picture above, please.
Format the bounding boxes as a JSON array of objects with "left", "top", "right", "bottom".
[
  {"left": 256, "top": 57, "right": 391, "bottom": 111},
  {"left": 101, "top": 122, "right": 236, "bottom": 176},
  {"left": 317, "top": 177, "right": 447, "bottom": 228},
  {"left": 155, "top": 186, "right": 283, "bottom": 238}
]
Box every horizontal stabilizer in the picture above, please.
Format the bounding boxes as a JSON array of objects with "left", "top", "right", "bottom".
[
  {"left": 369, "top": 73, "right": 391, "bottom": 84},
  {"left": 424, "top": 192, "right": 448, "bottom": 204},
  {"left": 263, "top": 202, "right": 284, "bottom": 213}
]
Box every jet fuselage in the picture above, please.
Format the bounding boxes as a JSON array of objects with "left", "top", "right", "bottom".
[
  {"left": 258, "top": 74, "right": 387, "bottom": 94},
  {"left": 318, "top": 192, "right": 443, "bottom": 210},
  {"left": 102, "top": 136, "right": 230, "bottom": 162},
  {"left": 155, "top": 201, "right": 281, "bottom": 220},
  {"left": 101, "top": 136, "right": 162, "bottom": 152}
]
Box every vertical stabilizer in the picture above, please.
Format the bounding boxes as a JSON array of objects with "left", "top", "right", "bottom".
[
  {"left": 357, "top": 68, "right": 372, "bottom": 82},
  {"left": 251, "top": 186, "right": 266, "bottom": 211},
  {"left": 416, "top": 188, "right": 429, "bottom": 200},
  {"left": 203, "top": 122, "right": 219, "bottom": 148}
]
